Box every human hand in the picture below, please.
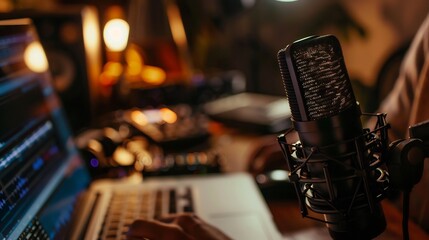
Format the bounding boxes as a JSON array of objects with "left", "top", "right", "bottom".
[
  {"left": 247, "top": 130, "right": 298, "bottom": 176},
  {"left": 127, "top": 213, "right": 232, "bottom": 240}
]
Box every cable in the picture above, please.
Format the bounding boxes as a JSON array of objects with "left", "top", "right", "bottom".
[{"left": 403, "top": 190, "right": 411, "bottom": 240}]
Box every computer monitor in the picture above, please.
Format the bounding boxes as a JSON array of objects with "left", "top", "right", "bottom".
[{"left": 0, "top": 18, "right": 90, "bottom": 239}]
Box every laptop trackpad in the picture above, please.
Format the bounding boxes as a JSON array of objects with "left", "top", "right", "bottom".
[{"left": 209, "top": 213, "right": 271, "bottom": 240}]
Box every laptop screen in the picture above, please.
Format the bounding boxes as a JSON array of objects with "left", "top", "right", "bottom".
[{"left": 0, "top": 19, "right": 90, "bottom": 239}]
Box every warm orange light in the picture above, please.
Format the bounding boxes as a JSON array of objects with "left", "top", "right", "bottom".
[
  {"left": 82, "top": 7, "right": 102, "bottom": 107},
  {"left": 136, "top": 151, "right": 152, "bottom": 166},
  {"left": 83, "top": 8, "right": 101, "bottom": 51},
  {"left": 105, "top": 62, "right": 124, "bottom": 77},
  {"left": 134, "top": 150, "right": 153, "bottom": 171},
  {"left": 198, "top": 152, "right": 208, "bottom": 164},
  {"left": 88, "top": 139, "right": 103, "bottom": 153},
  {"left": 134, "top": 159, "right": 145, "bottom": 171},
  {"left": 24, "top": 42, "right": 49, "bottom": 73},
  {"left": 126, "top": 138, "right": 148, "bottom": 153},
  {"left": 99, "top": 62, "right": 124, "bottom": 86},
  {"left": 99, "top": 72, "right": 115, "bottom": 86},
  {"left": 186, "top": 153, "right": 196, "bottom": 165},
  {"left": 165, "top": 1, "right": 187, "bottom": 47},
  {"left": 125, "top": 47, "right": 143, "bottom": 76},
  {"left": 130, "top": 110, "right": 148, "bottom": 126},
  {"left": 141, "top": 66, "right": 166, "bottom": 85},
  {"left": 160, "top": 108, "right": 177, "bottom": 124},
  {"left": 104, "top": 127, "right": 122, "bottom": 143},
  {"left": 113, "top": 146, "right": 134, "bottom": 166},
  {"left": 103, "top": 18, "right": 129, "bottom": 52}
]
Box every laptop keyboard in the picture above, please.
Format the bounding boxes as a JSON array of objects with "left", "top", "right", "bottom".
[
  {"left": 98, "top": 186, "right": 194, "bottom": 240},
  {"left": 17, "top": 218, "right": 49, "bottom": 240}
]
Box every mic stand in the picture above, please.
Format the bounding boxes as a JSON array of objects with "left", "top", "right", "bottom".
[
  {"left": 277, "top": 114, "right": 429, "bottom": 240},
  {"left": 278, "top": 113, "right": 391, "bottom": 239},
  {"left": 387, "top": 120, "right": 429, "bottom": 240}
]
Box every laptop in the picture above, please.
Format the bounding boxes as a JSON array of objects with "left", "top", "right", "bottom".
[{"left": 0, "top": 18, "right": 282, "bottom": 240}]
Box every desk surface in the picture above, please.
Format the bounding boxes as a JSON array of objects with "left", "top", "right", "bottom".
[{"left": 267, "top": 199, "right": 429, "bottom": 239}]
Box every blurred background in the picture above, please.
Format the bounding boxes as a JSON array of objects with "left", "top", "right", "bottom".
[
  {"left": 0, "top": 0, "right": 428, "bottom": 132},
  {"left": 2, "top": 1, "right": 429, "bottom": 237}
]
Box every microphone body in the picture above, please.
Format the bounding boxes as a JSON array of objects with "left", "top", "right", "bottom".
[{"left": 277, "top": 35, "right": 386, "bottom": 239}]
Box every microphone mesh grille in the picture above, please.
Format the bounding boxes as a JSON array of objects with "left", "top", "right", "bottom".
[
  {"left": 293, "top": 40, "right": 355, "bottom": 120},
  {"left": 277, "top": 48, "right": 300, "bottom": 120}
]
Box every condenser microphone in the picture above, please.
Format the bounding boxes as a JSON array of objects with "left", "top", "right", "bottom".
[{"left": 277, "top": 35, "right": 387, "bottom": 239}]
